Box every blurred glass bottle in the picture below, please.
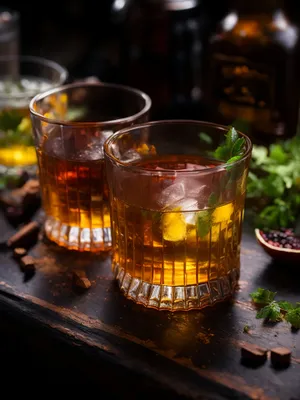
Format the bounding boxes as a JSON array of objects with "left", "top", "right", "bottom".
[
  {"left": 112, "top": 0, "right": 223, "bottom": 119},
  {"left": 202, "top": 0, "right": 300, "bottom": 144}
]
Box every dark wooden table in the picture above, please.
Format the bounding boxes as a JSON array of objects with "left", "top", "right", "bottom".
[{"left": 0, "top": 209, "right": 299, "bottom": 399}]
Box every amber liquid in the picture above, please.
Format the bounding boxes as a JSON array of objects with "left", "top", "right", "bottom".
[
  {"left": 37, "top": 135, "right": 111, "bottom": 252},
  {"left": 111, "top": 155, "right": 245, "bottom": 310}
]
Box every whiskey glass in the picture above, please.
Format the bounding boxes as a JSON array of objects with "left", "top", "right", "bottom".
[
  {"left": 0, "top": 55, "right": 67, "bottom": 172},
  {"left": 104, "top": 120, "right": 252, "bottom": 310},
  {"left": 30, "top": 82, "right": 151, "bottom": 252}
]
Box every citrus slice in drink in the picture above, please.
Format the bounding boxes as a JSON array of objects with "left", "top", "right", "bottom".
[
  {"left": 212, "top": 203, "right": 234, "bottom": 223},
  {"left": 162, "top": 207, "right": 187, "bottom": 241}
]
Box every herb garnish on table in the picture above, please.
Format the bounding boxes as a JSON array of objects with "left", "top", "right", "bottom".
[{"left": 246, "top": 136, "right": 300, "bottom": 232}]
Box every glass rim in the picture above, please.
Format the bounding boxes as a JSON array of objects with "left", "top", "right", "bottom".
[
  {"left": 104, "top": 119, "right": 253, "bottom": 175},
  {"left": 29, "top": 81, "right": 152, "bottom": 127},
  {"left": 0, "top": 55, "right": 68, "bottom": 99}
]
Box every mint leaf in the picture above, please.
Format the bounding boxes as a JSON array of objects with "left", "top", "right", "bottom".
[
  {"left": 256, "top": 301, "right": 282, "bottom": 322},
  {"left": 278, "top": 301, "right": 294, "bottom": 311},
  {"left": 263, "top": 174, "right": 285, "bottom": 198},
  {"left": 251, "top": 145, "right": 269, "bottom": 166},
  {"left": 225, "top": 126, "right": 238, "bottom": 148},
  {"left": 198, "top": 132, "right": 213, "bottom": 145},
  {"left": 231, "top": 137, "right": 245, "bottom": 157},
  {"left": 213, "top": 126, "right": 245, "bottom": 163},
  {"left": 256, "top": 199, "right": 295, "bottom": 230},
  {"left": 226, "top": 155, "right": 242, "bottom": 169},
  {"left": 269, "top": 144, "right": 288, "bottom": 164},
  {"left": 286, "top": 307, "right": 300, "bottom": 329},
  {"left": 246, "top": 136, "right": 300, "bottom": 231},
  {"left": 249, "top": 288, "right": 300, "bottom": 329},
  {"left": 208, "top": 193, "right": 218, "bottom": 207},
  {"left": 196, "top": 210, "right": 213, "bottom": 238},
  {"left": 250, "top": 288, "right": 277, "bottom": 304},
  {"left": 214, "top": 144, "right": 231, "bottom": 161}
]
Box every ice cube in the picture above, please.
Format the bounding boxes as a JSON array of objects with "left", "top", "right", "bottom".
[
  {"left": 50, "top": 137, "right": 65, "bottom": 158},
  {"left": 121, "top": 149, "right": 142, "bottom": 163},
  {"left": 158, "top": 182, "right": 185, "bottom": 208},
  {"left": 76, "top": 145, "right": 104, "bottom": 160},
  {"left": 171, "top": 197, "right": 198, "bottom": 211},
  {"left": 173, "top": 198, "right": 198, "bottom": 224}
]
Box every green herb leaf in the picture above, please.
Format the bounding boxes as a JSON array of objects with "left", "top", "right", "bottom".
[
  {"left": 256, "top": 301, "right": 282, "bottom": 322},
  {"left": 247, "top": 136, "right": 300, "bottom": 231},
  {"left": 225, "top": 126, "right": 239, "bottom": 148},
  {"left": 278, "top": 301, "right": 294, "bottom": 311},
  {"left": 249, "top": 288, "right": 300, "bottom": 329},
  {"left": 286, "top": 307, "right": 300, "bottom": 329},
  {"left": 250, "top": 288, "right": 277, "bottom": 304},
  {"left": 208, "top": 193, "right": 218, "bottom": 207},
  {"left": 214, "top": 144, "right": 231, "bottom": 161},
  {"left": 231, "top": 137, "right": 245, "bottom": 157},
  {"left": 251, "top": 145, "right": 269, "bottom": 166},
  {"left": 213, "top": 126, "right": 245, "bottom": 163},
  {"left": 198, "top": 132, "right": 213, "bottom": 145},
  {"left": 196, "top": 210, "right": 213, "bottom": 238},
  {"left": 243, "top": 324, "right": 250, "bottom": 333},
  {"left": 66, "top": 106, "right": 87, "bottom": 121},
  {"left": 263, "top": 174, "right": 285, "bottom": 198},
  {"left": 226, "top": 155, "right": 242, "bottom": 169},
  {"left": 256, "top": 198, "right": 295, "bottom": 231},
  {"left": 0, "top": 110, "right": 23, "bottom": 131},
  {"left": 269, "top": 144, "right": 289, "bottom": 164}
]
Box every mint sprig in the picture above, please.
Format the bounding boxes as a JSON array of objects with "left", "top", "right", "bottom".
[
  {"left": 214, "top": 126, "right": 246, "bottom": 163},
  {"left": 250, "top": 288, "right": 300, "bottom": 329},
  {"left": 196, "top": 127, "right": 246, "bottom": 238},
  {"left": 250, "top": 287, "right": 276, "bottom": 304},
  {"left": 247, "top": 135, "right": 300, "bottom": 231}
]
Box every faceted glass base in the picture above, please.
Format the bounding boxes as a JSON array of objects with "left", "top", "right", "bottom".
[
  {"left": 44, "top": 216, "right": 112, "bottom": 252},
  {"left": 113, "top": 263, "right": 239, "bottom": 311}
]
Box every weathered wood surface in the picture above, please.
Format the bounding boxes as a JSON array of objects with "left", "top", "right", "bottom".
[{"left": 0, "top": 210, "right": 299, "bottom": 399}]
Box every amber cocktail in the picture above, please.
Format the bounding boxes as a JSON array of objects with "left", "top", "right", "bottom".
[
  {"left": 104, "top": 121, "right": 252, "bottom": 310},
  {"left": 30, "top": 82, "right": 151, "bottom": 252}
]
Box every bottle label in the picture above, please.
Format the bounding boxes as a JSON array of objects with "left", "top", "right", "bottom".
[{"left": 211, "top": 53, "right": 283, "bottom": 135}]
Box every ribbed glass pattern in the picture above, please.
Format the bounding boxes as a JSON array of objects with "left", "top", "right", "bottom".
[
  {"left": 38, "top": 150, "right": 112, "bottom": 252},
  {"left": 111, "top": 197, "right": 244, "bottom": 311}
]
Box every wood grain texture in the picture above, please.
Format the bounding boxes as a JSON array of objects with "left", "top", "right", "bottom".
[{"left": 0, "top": 213, "right": 300, "bottom": 400}]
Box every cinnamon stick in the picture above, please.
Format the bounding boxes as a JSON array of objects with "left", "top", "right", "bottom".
[
  {"left": 6, "top": 221, "right": 40, "bottom": 247},
  {"left": 6, "top": 210, "right": 45, "bottom": 247}
]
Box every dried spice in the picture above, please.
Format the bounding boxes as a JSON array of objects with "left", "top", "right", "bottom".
[
  {"left": 72, "top": 269, "right": 91, "bottom": 290},
  {"left": 20, "top": 255, "right": 36, "bottom": 272},
  {"left": 241, "top": 342, "right": 268, "bottom": 365},
  {"left": 13, "top": 247, "right": 27, "bottom": 259},
  {"left": 6, "top": 209, "right": 45, "bottom": 248},
  {"left": 270, "top": 347, "right": 291, "bottom": 368}
]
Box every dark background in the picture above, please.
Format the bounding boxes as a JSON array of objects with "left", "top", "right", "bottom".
[
  {"left": 1, "top": 0, "right": 300, "bottom": 393},
  {"left": 2, "top": 0, "right": 300, "bottom": 120}
]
